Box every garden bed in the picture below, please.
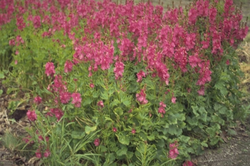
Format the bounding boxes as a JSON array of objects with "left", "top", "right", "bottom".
[{"left": 0, "top": 0, "right": 250, "bottom": 165}]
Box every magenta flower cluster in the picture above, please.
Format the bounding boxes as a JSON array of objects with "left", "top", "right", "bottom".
[{"left": 168, "top": 142, "right": 179, "bottom": 159}]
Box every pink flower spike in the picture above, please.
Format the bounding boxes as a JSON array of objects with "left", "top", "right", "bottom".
[
  {"left": 34, "top": 96, "right": 42, "bottom": 104},
  {"left": 114, "top": 61, "right": 124, "bottom": 80},
  {"left": 171, "top": 97, "right": 176, "bottom": 104},
  {"left": 35, "top": 149, "right": 42, "bottom": 159},
  {"left": 131, "top": 129, "right": 136, "bottom": 134},
  {"left": 45, "top": 62, "right": 55, "bottom": 77},
  {"left": 159, "top": 102, "right": 166, "bottom": 108},
  {"left": 94, "top": 138, "right": 100, "bottom": 146},
  {"left": 27, "top": 110, "right": 37, "bottom": 121},
  {"left": 168, "top": 147, "right": 179, "bottom": 159},
  {"left": 71, "top": 93, "right": 82, "bottom": 107},
  {"left": 136, "top": 89, "right": 148, "bottom": 104},
  {"left": 198, "top": 86, "right": 205, "bottom": 96},
  {"left": 64, "top": 60, "right": 73, "bottom": 73},
  {"left": 43, "top": 149, "right": 51, "bottom": 158},
  {"left": 183, "top": 160, "right": 194, "bottom": 166},
  {"left": 137, "top": 70, "right": 146, "bottom": 82}
]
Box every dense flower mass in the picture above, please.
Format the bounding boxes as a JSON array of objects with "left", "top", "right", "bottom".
[{"left": 4, "top": 0, "right": 247, "bottom": 164}]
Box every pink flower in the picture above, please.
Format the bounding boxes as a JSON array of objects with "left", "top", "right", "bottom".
[
  {"left": 97, "top": 100, "right": 104, "bottom": 108},
  {"left": 183, "top": 160, "right": 194, "bottom": 166},
  {"left": 131, "top": 129, "right": 136, "bottom": 134},
  {"left": 114, "top": 61, "right": 124, "bottom": 80},
  {"left": 71, "top": 93, "right": 82, "bottom": 107},
  {"left": 90, "top": 83, "right": 94, "bottom": 88},
  {"left": 94, "top": 138, "right": 100, "bottom": 146},
  {"left": 32, "top": 16, "right": 41, "bottom": 29},
  {"left": 38, "top": 135, "right": 44, "bottom": 142},
  {"left": 159, "top": 102, "right": 166, "bottom": 108},
  {"left": 60, "top": 92, "right": 71, "bottom": 104},
  {"left": 189, "top": 54, "right": 201, "bottom": 68},
  {"left": 226, "top": 60, "right": 230, "bottom": 65},
  {"left": 43, "top": 149, "right": 51, "bottom": 158},
  {"left": 15, "top": 60, "right": 18, "bottom": 65},
  {"left": 158, "top": 106, "right": 166, "bottom": 114},
  {"left": 171, "top": 96, "right": 176, "bottom": 104},
  {"left": 113, "top": 127, "right": 117, "bottom": 132},
  {"left": 27, "top": 110, "right": 37, "bottom": 121},
  {"left": 34, "top": 96, "right": 42, "bottom": 104},
  {"left": 9, "top": 39, "right": 15, "bottom": 46},
  {"left": 35, "top": 149, "right": 42, "bottom": 159},
  {"left": 49, "top": 108, "right": 64, "bottom": 121},
  {"left": 198, "top": 86, "right": 205, "bottom": 96},
  {"left": 137, "top": 70, "right": 146, "bottom": 82},
  {"left": 136, "top": 89, "right": 148, "bottom": 104},
  {"left": 64, "top": 60, "right": 73, "bottom": 73},
  {"left": 22, "top": 135, "right": 34, "bottom": 144},
  {"left": 45, "top": 62, "right": 55, "bottom": 77},
  {"left": 168, "top": 142, "right": 179, "bottom": 159},
  {"left": 169, "top": 147, "right": 179, "bottom": 159}
]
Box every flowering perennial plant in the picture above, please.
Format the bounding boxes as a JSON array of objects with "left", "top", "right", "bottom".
[{"left": 0, "top": 0, "right": 249, "bottom": 165}]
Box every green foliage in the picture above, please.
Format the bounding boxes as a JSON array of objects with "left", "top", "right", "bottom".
[{"left": 0, "top": 20, "right": 16, "bottom": 71}]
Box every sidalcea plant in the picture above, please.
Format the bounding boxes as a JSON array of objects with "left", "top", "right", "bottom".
[{"left": 0, "top": 0, "right": 249, "bottom": 165}]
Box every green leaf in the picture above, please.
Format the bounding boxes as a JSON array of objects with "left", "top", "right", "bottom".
[
  {"left": 147, "top": 134, "right": 155, "bottom": 141},
  {"left": 111, "top": 99, "right": 120, "bottom": 107},
  {"left": 139, "top": 132, "right": 147, "bottom": 141},
  {"left": 179, "top": 135, "right": 190, "bottom": 143},
  {"left": 122, "top": 100, "right": 131, "bottom": 107},
  {"left": 120, "top": 92, "right": 131, "bottom": 107},
  {"left": 71, "top": 131, "right": 86, "bottom": 139},
  {"left": 93, "top": 91, "right": 99, "bottom": 98},
  {"left": 100, "top": 145, "right": 108, "bottom": 153},
  {"left": 82, "top": 98, "right": 93, "bottom": 106},
  {"left": 201, "top": 141, "right": 208, "bottom": 147},
  {"left": 0, "top": 90, "right": 3, "bottom": 96},
  {"left": 114, "top": 107, "right": 123, "bottom": 116},
  {"left": 101, "top": 91, "right": 109, "bottom": 100},
  {"left": 116, "top": 146, "right": 128, "bottom": 156},
  {"left": 187, "top": 117, "right": 198, "bottom": 126},
  {"left": 167, "top": 125, "right": 182, "bottom": 136},
  {"left": 214, "top": 103, "right": 228, "bottom": 114},
  {"left": 85, "top": 125, "right": 97, "bottom": 134},
  {"left": 116, "top": 132, "right": 129, "bottom": 145},
  {"left": 156, "top": 139, "right": 165, "bottom": 148},
  {"left": 0, "top": 72, "right": 4, "bottom": 79}
]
